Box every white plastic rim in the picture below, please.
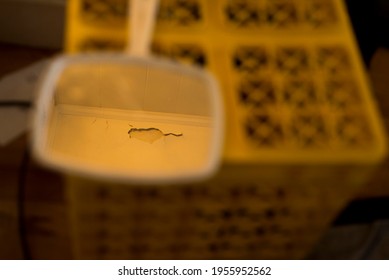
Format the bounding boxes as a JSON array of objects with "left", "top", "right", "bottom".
[
  {"left": 128, "top": 0, "right": 159, "bottom": 57},
  {"left": 31, "top": 54, "right": 224, "bottom": 185}
]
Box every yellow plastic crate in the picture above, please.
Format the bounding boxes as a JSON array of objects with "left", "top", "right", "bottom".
[{"left": 63, "top": 0, "right": 387, "bottom": 259}]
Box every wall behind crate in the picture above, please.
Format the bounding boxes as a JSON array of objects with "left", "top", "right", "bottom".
[{"left": 0, "top": 0, "right": 65, "bottom": 49}]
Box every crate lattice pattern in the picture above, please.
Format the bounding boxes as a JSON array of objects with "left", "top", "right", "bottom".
[
  {"left": 232, "top": 44, "right": 370, "bottom": 148},
  {"left": 65, "top": 0, "right": 386, "bottom": 259},
  {"left": 78, "top": 0, "right": 338, "bottom": 28},
  {"left": 70, "top": 0, "right": 376, "bottom": 151},
  {"left": 69, "top": 172, "right": 353, "bottom": 259}
]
